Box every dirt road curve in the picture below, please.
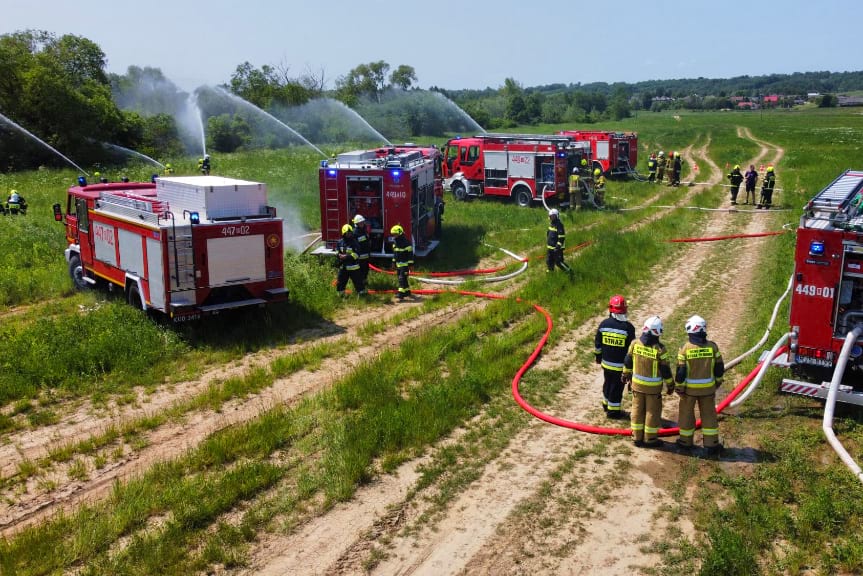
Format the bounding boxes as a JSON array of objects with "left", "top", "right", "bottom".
[{"left": 241, "top": 134, "right": 785, "bottom": 574}]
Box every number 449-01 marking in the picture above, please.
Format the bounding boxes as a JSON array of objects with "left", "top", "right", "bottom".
[{"left": 795, "top": 283, "right": 835, "bottom": 298}]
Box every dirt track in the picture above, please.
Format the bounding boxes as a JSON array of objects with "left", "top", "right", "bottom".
[{"left": 0, "top": 129, "right": 786, "bottom": 574}]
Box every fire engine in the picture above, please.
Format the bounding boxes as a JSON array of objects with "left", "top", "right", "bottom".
[
  {"left": 312, "top": 145, "right": 444, "bottom": 258},
  {"left": 54, "top": 176, "right": 289, "bottom": 322},
  {"left": 557, "top": 130, "right": 638, "bottom": 177},
  {"left": 780, "top": 169, "right": 863, "bottom": 405},
  {"left": 441, "top": 133, "right": 591, "bottom": 207}
]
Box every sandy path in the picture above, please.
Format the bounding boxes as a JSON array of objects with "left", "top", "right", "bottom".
[{"left": 241, "top": 131, "right": 785, "bottom": 575}]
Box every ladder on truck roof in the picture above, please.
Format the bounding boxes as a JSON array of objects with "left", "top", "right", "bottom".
[
  {"left": 96, "top": 192, "right": 169, "bottom": 226},
  {"left": 809, "top": 170, "right": 863, "bottom": 213},
  {"left": 476, "top": 133, "right": 572, "bottom": 145}
]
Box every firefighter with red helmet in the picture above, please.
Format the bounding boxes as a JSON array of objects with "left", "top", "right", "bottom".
[
  {"left": 622, "top": 315, "right": 674, "bottom": 447},
  {"left": 391, "top": 224, "right": 413, "bottom": 299},
  {"left": 336, "top": 223, "right": 364, "bottom": 297},
  {"left": 674, "top": 315, "right": 725, "bottom": 455},
  {"left": 352, "top": 214, "right": 371, "bottom": 293},
  {"left": 594, "top": 295, "right": 636, "bottom": 418}
]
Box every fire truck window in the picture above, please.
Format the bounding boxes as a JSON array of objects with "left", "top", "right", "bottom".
[
  {"left": 460, "top": 146, "right": 468, "bottom": 163},
  {"left": 76, "top": 198, "right": 89, "bottom": 233},
  {"left": 467, "top": 146, "right": 479, "bottom": 164}
]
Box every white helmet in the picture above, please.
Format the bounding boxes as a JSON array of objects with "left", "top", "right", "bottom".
[
  {"left": 642, "top": 316, "right": 663, "bottom": 337},
  {"left": 9, "top": 191, "right": 20, "bottom": 202},
  {"left": 685, "top": 315, "right": 707, "bottom": 334},
  {"left": 352, "top": 214, "right": 366, "bottom": 225},
  {"left": 548, "top": 208, "right": 559, "bottom": 218}
]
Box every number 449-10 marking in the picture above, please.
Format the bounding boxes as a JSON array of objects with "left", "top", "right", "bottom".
[{"left": 795, "top": 283, "right": 835, "bottom": 298}]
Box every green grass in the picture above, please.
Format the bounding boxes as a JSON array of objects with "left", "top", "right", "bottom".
[{"left": 4, "top": 108, "right": 863, "bottom": 573}]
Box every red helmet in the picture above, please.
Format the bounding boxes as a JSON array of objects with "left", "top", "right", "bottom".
[{"left": 609, "top": 294, "right": 627, "bottom": 314}]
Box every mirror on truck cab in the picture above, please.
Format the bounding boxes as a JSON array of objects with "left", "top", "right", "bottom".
[{"left": 52, "top": 203, "right": 63, "bottom": 222}]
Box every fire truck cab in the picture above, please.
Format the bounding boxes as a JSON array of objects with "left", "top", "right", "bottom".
[
  {"left": 55, "top": 176, "right": 289, "bottom": 322},
  {"left": 313, "top": 145, "right": 444, "bottom": 258},
  {"left": 442, "top": 133, "right": 591, "bottom": 207},
  {"left": 780, "top": 169, "right": 863, "bottom": 405},
  {"left": 557, "top": 130, "right": 638, "bottom": 177}
]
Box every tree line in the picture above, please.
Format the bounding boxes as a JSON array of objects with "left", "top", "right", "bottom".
[{"left": 2, "top": 29, "right": 863, "bottom": 171}]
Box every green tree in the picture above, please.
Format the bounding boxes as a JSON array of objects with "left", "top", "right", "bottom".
[
  {"left": 818, "top": 93, "right": 837, "bottom": 108},
  {"left": 390, "top": 65, "right": 418, "bottom": 90}
]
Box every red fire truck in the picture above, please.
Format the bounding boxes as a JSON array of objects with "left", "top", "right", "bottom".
[
  {"left": 557, "top": 130, "right": 638, "bottom": 177},
  {"left": 780, "top": 169, "right": 863, "bottom": 405},
  {"left": 313, "top": 145, "right": 444, "bottom": 258},
  {"left": 441, "top": 133, "right": 591, "bottom": 207},
  {"left": 54, "top": 176, "right": 289, "bottom": 322}
]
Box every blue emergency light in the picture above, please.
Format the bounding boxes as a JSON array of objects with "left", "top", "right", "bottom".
[
  {"left": 184, "top": 209, "right": 200, "bottom": 225},
  {"left": 320, "top": 160, "right": 328, "bottom": 168},
  {"left": 809, "top": 240, "right": 825, "bottom": 256},
  {"left": 392, "top": 170, "right": 401, "bottom": 178},
  {"left": 328, "top": 169, "right": 337, "bottom": 176}
]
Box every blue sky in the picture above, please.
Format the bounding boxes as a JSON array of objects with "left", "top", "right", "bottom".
[{"left": 2, "top": 0, "right": 861, "bottom": 92}]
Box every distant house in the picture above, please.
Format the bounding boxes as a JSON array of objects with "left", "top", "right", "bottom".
[
  {"left": 762, "top": 95, "right": 780, "bottom": 104},
  {"left": 838, "top": 95, "right": 863, "bottom": 107},
  {"left": 730, "top": 96, "right": 745, "bottom": 103},
  {"left": 736, "top": 101, "right": 757, "bottom": 109},
  {"left": 807, "top": 92, "right": 821, "bottom": 99}
]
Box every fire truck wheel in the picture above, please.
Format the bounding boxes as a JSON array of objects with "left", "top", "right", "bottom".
[
  {"left": 127, "top": 284, "right": 143, "bottom": 310},
  {"left": 513, "top": 186, "right": 533, "bottom": 208},
  {"left": 68, "top": 254, "right": 89, "bottom": 290},
  {"left": 451, "top": 181, "right": 467, "bottom": 201}
]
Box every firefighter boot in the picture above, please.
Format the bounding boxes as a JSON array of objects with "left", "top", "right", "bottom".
[{"left": 705, "top": 443, "right": 724, "bottom": 458}]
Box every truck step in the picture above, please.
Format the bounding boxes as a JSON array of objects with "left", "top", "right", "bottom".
[{"left": 780, "top": 378, "right": 863, "bottom": 406}]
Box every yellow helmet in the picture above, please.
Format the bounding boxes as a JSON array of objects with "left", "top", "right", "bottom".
[
  {"left": 767, "top": 166, "right": 774, "bottom": 173},
  {"left": 580, "top": 158, "right": 587, "bottom": 166},
  {"left": 674, "top": 151, "right": 680, "bottom": 158},
  {"left": 94, "top": 171, "right": 101, "bottom": 178},
  {"left": 341, "top": 223, "right": 353, "bottom": 235},
  {"left": 390, "top": 224, "right": 404, "bottom": 235},
  {"left": 594, "top": 168, "right": 601, "bottom": 176},
  {"left": 166, "top": 163, "right": 172, "bottom": 169},
  {"left": 734, "top": 164, "right": 740, "bottom": 170}
]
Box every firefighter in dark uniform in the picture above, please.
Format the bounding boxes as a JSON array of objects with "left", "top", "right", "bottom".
[
  {"left": 4, "top": 190, "right": 26, "bottom": 215},
  {"left": 727, "top": 164, "right": 744, "bottom": 205},
  {"left": 352, "top": 214, "right": 371, "bottom": 293},
  {"left": 675, "top": 315, "right": 724, "bottom": 455},
  {"left": 758, "top": 166, "right": 775, "bottom": 209},
  {"left": 671, "top": 151, "right": 682, "bottom": 187},
  {"left": 201, "top": 154, "right": 211, "bottom": 175},
  {"left": 647, "top": 153, "right": 657, "bottom": 183},
  {"left": 391, "top": 224, "right": 413, "bottom": 299},
  {"left": 545, "top": 209, "right": 568, "bottom": 272},
  {"left": 336, "top": 223, "right": 364, "bottom": 296},
  {"left": 594, "top": 295, "right": 636, "bottom": 418},
  {"left": 622, "top": 316, "right": 674, "bottom": 447}
]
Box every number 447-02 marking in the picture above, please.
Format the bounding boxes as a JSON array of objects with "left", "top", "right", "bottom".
[{"left": 795, "top": 283, "right": 835, "bottom": 298}]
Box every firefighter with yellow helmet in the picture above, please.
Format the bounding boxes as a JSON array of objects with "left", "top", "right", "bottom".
[
  {"left": 336, "top": 223, "right": 364, "bottom": 296},
  {"left": 674, "top": 314, "right": 725, "bottom": 455},
  {"left": 594, "top": 295, "right": 636, "bottom": 418},
  {"left": 622, "top": 315, "right": 674, "bottom": 447},
  {"left": 391, "top": 224, "right": 413, "bottom": 299},
  {"left": 593, "top": 168, "right": 606, "bottom": 205},
  {"left": 758, "top": 165, "right": 776, "bottom": 209}
]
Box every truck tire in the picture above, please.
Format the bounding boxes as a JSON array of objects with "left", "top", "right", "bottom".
[
  {"left": 127, "top": 284, "right": 143, "bottom": 310},
  {"left": 68, "top": 254, "right": 89, "bottom": 290},
  {"left": 513, "top": 186, "right": 533, "bottom": 208},
  {"left": 451, "top": 181, "right": 467, "bottom": 201}
]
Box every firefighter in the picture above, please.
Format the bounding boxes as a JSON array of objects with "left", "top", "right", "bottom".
[
  {"left": 647, "top": 153, "right": 657, "bottom": 183},
  {"left": 569, "top": 168, "right": 581, "bottom": 210},
  {"left": 671, "top": 151, "right": 682, "bottom": 187},
  {"left": 593, "top": 168, "right": 606, "bottom": 206},
  {"left": 4, "top": 190, "right": 27, "bottom": 215},
  {"left": 336, "top": 223, "right": 364, "bottom": 297},
  {"left": 622, "top": 316, "right": 674, "bottom": 447},
  {"left": 391, "top": 224, "right": 413, "bottom": 299},
  {"left": 201, "top": 154, "right": 211, "bottom": 175},
  {"left": 674, "top": 315, "right": 725, "bottom": 455},
  {"left": 656, "top": 151, "right": 666, "bottom": 184},
  {"left": 744, "top": 164, "right": 758, "bottom": 205},
  {"left": 594, "top": 295, "right": 636, "bottom": 418},
  {"left": 545, "top": 209, "right": 569, "bottom": 272},
  {"left": 727, "top": 164, "right": 744, "bottom": 205},
  {"left": 758, "top": 166, "right": 776, "bottom": 209},
  {"left": 197, "top": 158, "right": 204, "bottom": 173},
  {"left": 352, "top": 214, "right": 371, "bottom": 293},
  {"left": 164, "top": 163, "right": 174, "bottom": 176}
]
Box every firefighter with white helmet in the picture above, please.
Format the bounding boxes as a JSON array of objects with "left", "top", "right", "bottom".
[
  {"left": 622, "top": 315, "right": 674, "bottom": 447},
  {"left": 4, "top": 189, "right": 26, "bottom": 215},
  {"left": 674, "top": 314, "right": 725, "bottom": 455},
  {"left": 656, "top": 151, "right": 667, "bottom": 184},
  {"left": 594, "top": 295, "right": 636, "bottom": 418},
  {"left": 391, "top": 224, "right": 413, "bottom": 299},
  {"left": 758, "top": 165, "right": 776, "bottom": 209},
  {"left": 352, "top": 214, "right": 371, "bottom": 292},
  {"left": 545, "top": 209, "right": 568, "bottom": 272},
  {"left": 569, "top": 167, "right": 581, "bottom": 210},
  {"left": 336, "top": 223, "right": 364, "bottom": 296}
]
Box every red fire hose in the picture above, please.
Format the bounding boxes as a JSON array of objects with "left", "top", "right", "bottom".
[{"left": 668, "top": 231, "right": 785, "bottom": 243}]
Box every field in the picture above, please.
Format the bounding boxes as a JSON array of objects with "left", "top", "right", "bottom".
[{"left": 2, "top": 108, "right": 863, "bottom": 575}]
